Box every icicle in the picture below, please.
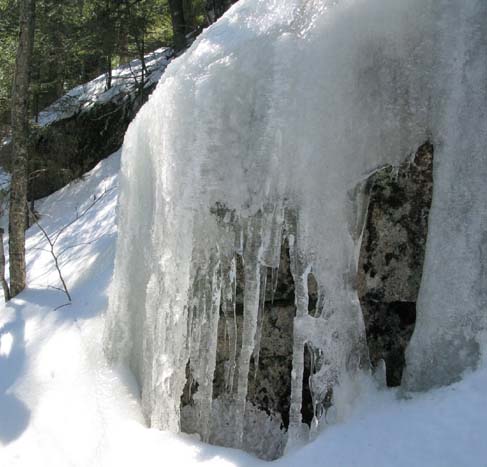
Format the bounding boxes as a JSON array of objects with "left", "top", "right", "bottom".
[
  {"left": 253, "top": 266, "right": 267, "bottom": 382},
  {"left": 306, "top": 343, "right": 320, "bottom": 438},
  {"left": 188, "top": 268, "right": 204, "bottom": 385},
  {"left": 191, "top": 253, "right": 222, "bottom": 442},
  {"left": 234, "top": 216, "right": 263, "bottom": 446},
  {"left": 202, "top": 255, "right": 222, "bottom": 441},
  {"left": 261, "top": 203, "right": 284, "bottom": 268},
  {"left": 222, "top": 255, "right": 238, "bottom": 393},
  {"left": 286, "top": 211, "right": 312, "bottom": 445},
  {"left": 270, "top": 267, "right": 279, "bottom": 304}
]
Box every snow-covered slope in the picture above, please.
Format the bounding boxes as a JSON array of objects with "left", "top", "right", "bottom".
[
  {"left": 0, "top": 152, "right": 486, "bottom": 466},
  {"left": 37, "top": 48, "right": 173, "bottom": 127}
]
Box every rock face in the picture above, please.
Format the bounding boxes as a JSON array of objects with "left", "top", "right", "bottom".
[
  {"left": 179, "top": 143, "right": 433, "bottom": 459},
  {"left": 29, "top": 98, "right": 142, "bottom": 199},
  {"left": 30, "top": 80, "right": 169, "bottom": 199},
  {"left": 358, "top": 142, "right": 433, "bottom": 386},
  {"left": 0, "top": 49, "right": 173, "bottom": 200}
]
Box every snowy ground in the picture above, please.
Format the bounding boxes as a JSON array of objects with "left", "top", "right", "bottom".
[
  {"left": 0, "top": 152, "right": 486, "bottom": 467},
  {"left": 37, "top": 48, "right": 173, "bottom": 127}
]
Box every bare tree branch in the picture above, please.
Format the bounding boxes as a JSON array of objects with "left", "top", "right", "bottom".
[
  {"left": 57, "top": 234, "right": 108, "bottom": 257},
  {"left": 29, "top": 203, "right": 71, "bottom": 302},
  {"left": 26, "top": 185, "right": 116, "bottom": 306}
]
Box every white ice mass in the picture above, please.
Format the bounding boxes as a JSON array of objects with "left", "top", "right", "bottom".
[{"left": 104, "top": 0, "right": 487, "bottom": 459}]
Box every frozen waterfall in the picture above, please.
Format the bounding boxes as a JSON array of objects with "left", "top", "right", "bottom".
[{"left": 104, "top": 0, "right": 487, "bottom": 459}]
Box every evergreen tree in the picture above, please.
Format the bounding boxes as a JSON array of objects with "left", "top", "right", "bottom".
[{"left": 9, "top": 0, "right": 36, "bottom": 297}]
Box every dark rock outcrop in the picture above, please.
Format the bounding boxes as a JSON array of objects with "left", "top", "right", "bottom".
[
  {"left": 358, "top": 142, "right": 433, "bottom": 386},
  {"left": 28, "top": 84, "right": 160, "bottom": 200}
]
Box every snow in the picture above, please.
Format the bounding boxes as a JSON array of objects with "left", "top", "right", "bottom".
[
  {"left": 104, "top": 0, "right": 486, "bottom": 456},
  {"left": 36, "top": 48, "right": 173, "bottom": 127},
  {"left": 0, "top": 151, "right": 486, "bottom": 466}
]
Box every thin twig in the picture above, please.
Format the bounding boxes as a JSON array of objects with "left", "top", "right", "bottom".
[
  {"left": 26, "top": 185, "right": 116, "bottom": 305},
  {"left": 28, "top": 203, "right": 72, "bottom": 302},
  {"left": 57, "top": 235, "right": 108, "bottom": 257},
  {"left": 48, "top": 285, "right": 67, "bottom": 294}
]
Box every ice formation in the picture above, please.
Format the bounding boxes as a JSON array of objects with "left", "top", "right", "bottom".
[{"left": 104, "top": 0, "right": 487, "bottom": 458}]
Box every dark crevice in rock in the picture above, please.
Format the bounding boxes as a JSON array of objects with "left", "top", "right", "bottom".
[
  {"left": 235, "top": 253, "right": 245, "bottom": 309},
  {"left": 181, "top": 359, "right": 198, "bottom": 407},
  {"left": 301, "top": 343, "right": 314, "bottom": 426},
  {"left": 307, "top": 272, "right": 319, "bottom": 317}
]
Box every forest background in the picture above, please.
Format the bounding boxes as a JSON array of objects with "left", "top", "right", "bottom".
[{"left": 0, "top": 0, "right": 236, "bottom": 141}]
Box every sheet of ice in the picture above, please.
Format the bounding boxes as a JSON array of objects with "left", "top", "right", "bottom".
[
  {"left": 104, "top": 0, "right": 486, "bottom": 454},
  {"left": 402, "top": 0, "right": 487, "bottom": 391}
]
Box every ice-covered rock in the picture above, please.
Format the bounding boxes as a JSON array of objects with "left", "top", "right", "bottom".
[
  {"left": 104, "top": 0, "right": 487, "bottom": 458},
  {"left": 402, "top": 1, "right": 487, "bottom": 391}
]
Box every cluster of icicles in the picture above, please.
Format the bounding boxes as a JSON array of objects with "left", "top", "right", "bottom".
[{"left": 178, "top": 203, "right": 369, "bottom": 455}]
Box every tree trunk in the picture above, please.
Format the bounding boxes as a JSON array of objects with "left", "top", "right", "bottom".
[
  {"left": 9, "top": 0, "right": 35, "bottom": 298},
  {"left": 168, "top": 0, "right": 187, "bottom": 52},
  {"left": 183, "top": 0, "right": 197, "bottom": 35},
  {"left": 139, "top": 35, "right": 146, "bottom": 90},
  {"left": 206, "top": 0, "right": 233, "bottom": 24},
  {"left": 118, "top": 22, "right": 130, "bottom": 65},
  {"left": 106, "top": 54, "right": 112, "bottom": 90},
  {"left": 0, "top": 228, "right": 10, "bottom": 301}
]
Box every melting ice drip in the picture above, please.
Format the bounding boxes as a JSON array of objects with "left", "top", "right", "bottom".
[{"left": 104, "top": 0, "right": 487, "bottom": 459}]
